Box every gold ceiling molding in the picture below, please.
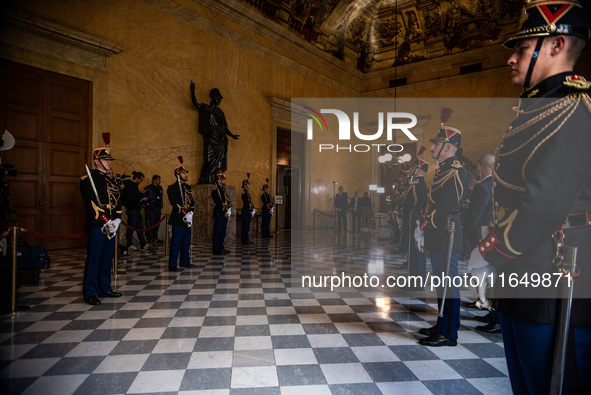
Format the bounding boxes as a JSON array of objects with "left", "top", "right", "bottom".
[
  {"left": 143, "top": 0, "right": 362, "bottom": 95},
  {"left": 1, "top": 10, "right": 122, "bottom": 59}
]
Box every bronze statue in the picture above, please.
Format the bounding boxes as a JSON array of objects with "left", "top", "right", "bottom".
[{"left": 190, "top": 81, "right": 239, "bottom": 184}]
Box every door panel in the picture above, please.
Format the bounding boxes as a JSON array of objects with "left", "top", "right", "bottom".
[
  {"left": 1, "top": 59, "right": 90, "bottom": 249},
  {"left": 45, "top": 144, "right": 86, "bottom": 248},
  {"left": 4, "top": 109, "right": 40, "bottom": 140}
]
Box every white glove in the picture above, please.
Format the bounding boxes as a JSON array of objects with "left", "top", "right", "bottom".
[
  {"left": 108, "top": 218, "right": 121, "bottom": 234},
  {"left": 102, "top": 220, "right": 112, "bottom": 235},
  {"left": 396, "top": 216, "right": 402, "bottom": 226},
  {"left": 225, "top": 207, "right": 232, "bottom": 218},
  {"left": 413, "top": 226, "right": 424, "bottom": 250},
  {"left": 251, "top": 208, "right": 256, "bottom": 218},
  {"left": 0, "top": 238, "right": 7, "bottom": 257},
  {"left": 184, "top": 211, "right": 194, "bottom": 225},
  {"left": 413, "top": 225, "right": 424, "bottom": 240},
  {"left": 468, "top": 248, "right": 491, "bottom": 271},
  {"left": 270, "top": 207, "right": 274, "bottom": 216}
]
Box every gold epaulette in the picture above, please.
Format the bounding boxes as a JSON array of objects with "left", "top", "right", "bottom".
[
  {"left": 564, "top": 75, "right": 591, "bottom": 91},
  {"left": 81, "top": 175, "right": 88, "bottom": 180},
  {"left": 451, "top": 160, "right": 462, "bottom": 169}
]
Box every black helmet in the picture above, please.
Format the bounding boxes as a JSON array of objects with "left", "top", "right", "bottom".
[{"left": 504, "top": 0, "right": 590, "bottom": 49}]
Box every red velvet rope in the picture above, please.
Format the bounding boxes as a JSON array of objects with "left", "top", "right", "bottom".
[
  {"left": 121, "top": 215, "right": 166, "bottom": 232},
  {"left": 7, "top": 215, "right": 167, "bottom": 240}
]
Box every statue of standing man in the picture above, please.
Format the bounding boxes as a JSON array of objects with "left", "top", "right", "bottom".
[{"left": 190, "top": 81, "right": 239, "bottom": 184}]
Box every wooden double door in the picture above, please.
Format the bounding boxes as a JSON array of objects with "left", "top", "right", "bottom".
[{"left": 0, "top": 60, "right": 91, "bottom": 249}]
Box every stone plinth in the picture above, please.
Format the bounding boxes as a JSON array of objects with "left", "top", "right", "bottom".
[{"left": 193, "top": 184, "right": 237, "bottom": 243}]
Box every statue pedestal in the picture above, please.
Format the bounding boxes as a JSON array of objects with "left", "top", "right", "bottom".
[{"left": 193, "top": 184, "right": 237, "bottom": 242}]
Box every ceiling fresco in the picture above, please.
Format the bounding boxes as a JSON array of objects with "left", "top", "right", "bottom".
[{"left": 238, "top": 0, "right": 524, "bottom": 72}]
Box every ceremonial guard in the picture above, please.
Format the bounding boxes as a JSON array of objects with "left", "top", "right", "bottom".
[
  {"left": 400, "top": 158, "right": 429, "bottom": 285},
  {"left": 212, "top": 172, "right": 231, "bottom": 254},
  {"left": 470, "top": 1, "right": 591, "bottom": 392},
  {"left": 394, "top": 172, "right": 411, "bottom": 252},
  {"left": 167, "top": 157, "right": 195, "bottom": 271},
  {"left": 79, "top": 134, "right": 123, "bottom": 305},
  {"left": 415, "top": 125, "right": 468, "bottom": 346},
  {"left": 261, "top": 179, "right": 274, "bottom": 238},
  {"left": 241, "top": 173, "right": 255, "bottom": 245}
]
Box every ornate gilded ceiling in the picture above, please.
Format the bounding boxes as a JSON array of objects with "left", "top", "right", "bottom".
[{"left": 238, "top": 0, "right": 524, "bottom": 72}]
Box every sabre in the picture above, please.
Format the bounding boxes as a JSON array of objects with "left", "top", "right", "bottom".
[
  {"left": 178, "top": 176, "right": 191, "bottom": 227},
  {"left": 177, "top": 176, "right": 185, "bottom": 207},
  {"left": 439, "top": 218, "right": 456, "bottom": 317},
  {"left": 86, "top": 164, "right": 115, "bottom": 240},
  {"left": 406, "top": 175, "right": 415, "bottom": 267},
  {"left": 85, "top": 165, "right": 102, "bottom": 207},
  {"left": 550, "top": 246, "right": 577, "bottom": 395}
]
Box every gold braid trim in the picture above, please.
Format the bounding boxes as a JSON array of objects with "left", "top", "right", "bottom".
[
  {"left": 523, "top": 97, "right": 579, "bottom": 181},
  {"left": 91, "top": 200, "right": 105, "bottom": 220},
  {"left": 492, "top": 168, "right": 527, "bottom": 192},
  {"left": 499, "top": 99, "right": 575, "bottom": 157},
  {"left": 454, "top": 170, "right": 464, "bottom": 205},
  {"left": 492, "top": 95, "right": 580, "bottom": 193},
  {"left": 430, "top": 168, "right": 457, "bottom": 192},
  {"left": 217, "top": 186, "right": 228, "bottom": 210},
  {"left": 499, "top": 209, "right": 521, "bottom": 256},
  {"left": 582, "top": 93, "right": 591, "bottom": 112}
]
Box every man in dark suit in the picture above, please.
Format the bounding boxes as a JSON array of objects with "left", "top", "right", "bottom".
[
  {"left": 463, "top": 155, "right": 494, "bottom": 252},
  {"left": 474, "top": 1, "right": 591, "bottom": 392},
  {"left": 261, "top": 179, "right": 274, "bottom": 239},
  {"left": 463, "top": 154, "right": 498, "bottom": 332},
  {"left": 415, "top": 126, "right": 469, "bottom": 347},
  {"left": 350, "top": 191, "right": 361, "bottom": 233},
  {"left": 241, "top": 173, "right": 254, "bottom": 245},
  {"left": 334, "top": 185, "right": 349, "bottom": 233}
]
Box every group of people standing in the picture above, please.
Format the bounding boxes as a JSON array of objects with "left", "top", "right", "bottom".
[
  {"left": 391, "top": 1, "right": 591, "bottom": 393},
  {"left": 79, "top": 1, "right": 589, "bottom": 392},
  {"left": 121, "top": 172, "right": 164, "bottom": 251},
  {"left": 80, "top": 152, "right": 275, "bottom": 291},
  {"left": 334, "top": 187, "right": 373, "bottom": 233}
]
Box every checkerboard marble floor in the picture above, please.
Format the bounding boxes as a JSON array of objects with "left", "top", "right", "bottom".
[{"left": 0, "top": 230, "right": 511, "bottom": 394}]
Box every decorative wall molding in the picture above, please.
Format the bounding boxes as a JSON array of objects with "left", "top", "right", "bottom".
[
  {"left": 143, "top": 0, "right": 362, "bottom": 96},
  {"left": 1, "top": 11, "right": 122, "bottom": 70}
]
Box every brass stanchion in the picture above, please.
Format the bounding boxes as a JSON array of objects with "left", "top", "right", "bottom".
[
  {"left": 113, "top": 229, "right": 118, "bottom": 278},
  {"left": 115, "top": 228, "right": 125, "bottom": 275},
  {"left": 164, "top": 214, "right": 169, "bottom": 260},
  {"left": 0, "top": 226, "right": 30, "bottom": 316},
  {"left": 189, "top": 222, "right": 193, "bottom": 265}
]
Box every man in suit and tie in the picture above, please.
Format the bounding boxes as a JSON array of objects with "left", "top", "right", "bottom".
[
  {"left": 335, "top": 185, "right": 349, "bottom": 233},
  {"left": 350, "top": 191, "right": 361, "bottom": 233}
]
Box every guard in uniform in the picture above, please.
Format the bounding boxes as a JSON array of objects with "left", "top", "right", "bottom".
[
  {"left": 167, "top": 157, "right": 195, "bottom": 271},
  {"left": 241, "top": 173, "right": 255, "bottom": 245},
  {"left": 261, "top": 179, "right": 274, "bottom": 238},
  {"left": 473, "top": 1, "right": 591, "bottom": 392},
  {"left": 400, "top": 158, "right": 429, "bottom": 286},
  {"left": 394, "top": 173, "right": 411, "bottom": 252},
  {"left": 416, "top": 126, "right": 468, "bottom": 346},
  {"left": 212, "top": 172, "right": 231, "bottom": 254},
  {"left": 79, "top": 134, "right": 123, "bottom": 305}
]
